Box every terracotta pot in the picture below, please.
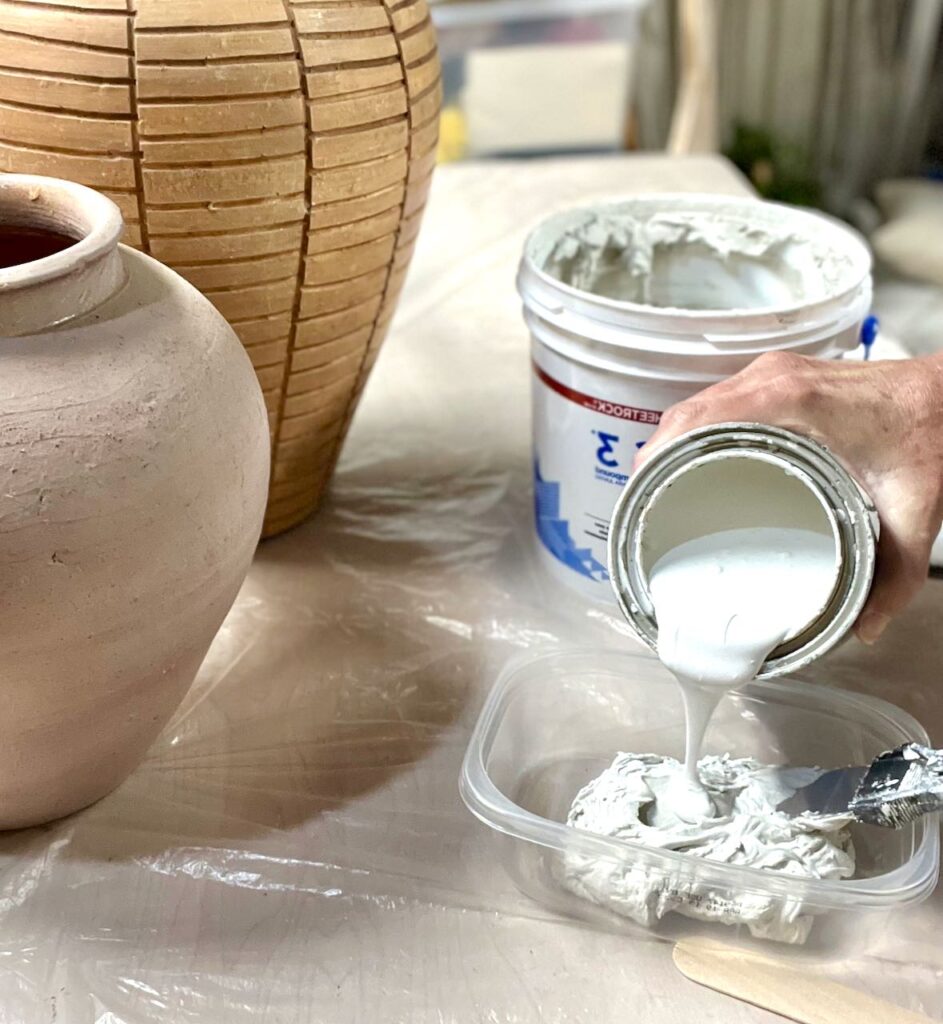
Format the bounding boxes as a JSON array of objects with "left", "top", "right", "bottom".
[
  {"left": 0, "top": 174, "right": 269, "bottom": 829},
  {"left": 0, "top": 0, "right": 441, "bottom": 536}
]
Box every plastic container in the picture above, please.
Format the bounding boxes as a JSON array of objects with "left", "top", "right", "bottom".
[
  {"left": 460, "top": 648, "right": 939, "bottom": 958},
  {"left": 431, "top": 0, "right": 646, "bottom": 157},
  {"left": 518, "top": 195, "right": 873, "bottom": 601}
]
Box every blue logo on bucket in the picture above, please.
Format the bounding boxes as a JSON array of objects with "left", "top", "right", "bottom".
[
  {"left": 534, "top": 460, "right": 608, "bottom": 581},
  {"left": 591, "top": 430, "right": 631, "bottom": 488}
]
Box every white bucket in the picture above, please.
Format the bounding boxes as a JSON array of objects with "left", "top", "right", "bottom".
[{"left": 517, "top": 194, "right": 873, "bottom": 601}]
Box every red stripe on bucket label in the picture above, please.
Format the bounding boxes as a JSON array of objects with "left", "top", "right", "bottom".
[{"left": 533, "top": 363, "right": 663, "bottom": 425}]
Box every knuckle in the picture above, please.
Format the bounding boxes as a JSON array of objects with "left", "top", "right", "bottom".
[
  {"left": 752, "top": 352, "right": 817, "bottom": 407},
  {"left": 754, "top": 350, "right": 807, "bottom": 375},
  {"left": 663, "top": 400, "right": 707, "bottom": 429},
  {"left": 771, "top": 375, "right": 812, "bottom": 405}
]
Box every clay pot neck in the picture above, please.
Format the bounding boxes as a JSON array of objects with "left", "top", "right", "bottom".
[{"left": 0, "top": 175, "right": 125, "bottom": 338}]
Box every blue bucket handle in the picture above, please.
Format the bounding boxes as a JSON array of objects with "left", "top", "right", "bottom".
[{"left": 860, "top": 315, "right": 879, "bottom": 361}]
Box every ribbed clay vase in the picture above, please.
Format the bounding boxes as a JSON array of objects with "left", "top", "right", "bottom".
[
  {"left": 0, "top": 0, "right": 441, "bottom": 536},
  {"left": 0, "top": 174, "right": 269, "bottom": 829}
]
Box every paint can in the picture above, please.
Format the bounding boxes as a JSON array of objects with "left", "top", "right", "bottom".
[
  {"left": 608, "top": 423, "right": 879, "bottom": 678},
  {"left": 517, "top": 194, "right": 873, "bottom": 601}
]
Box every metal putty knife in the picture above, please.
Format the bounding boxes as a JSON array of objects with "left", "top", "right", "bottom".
[{"left": 776, "top": 743, "right": 943, "bottom": 827}]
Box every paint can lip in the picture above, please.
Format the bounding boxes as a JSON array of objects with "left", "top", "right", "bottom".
[
  {"left": 519, "top": 192, "right": 872, "bottom": 330},
  {"left": 608, "top": 422, "right": 878, "bottom": 678}
]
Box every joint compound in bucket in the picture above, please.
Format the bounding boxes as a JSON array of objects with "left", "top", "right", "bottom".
[
  {"left": 518, "top": 195, "right": 872, "bottom": 599},
  {"left": 562, "top": 426, "right": 878, "bottom": 942}
]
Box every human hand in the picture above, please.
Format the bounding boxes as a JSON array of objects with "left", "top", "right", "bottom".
[{"left": 634, "top": 351, "right": 943, "bottom": 644}]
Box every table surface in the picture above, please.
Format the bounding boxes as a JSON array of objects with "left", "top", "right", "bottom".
[{"left": 2, "top": 154, "right": 942, "bottom": 1023}]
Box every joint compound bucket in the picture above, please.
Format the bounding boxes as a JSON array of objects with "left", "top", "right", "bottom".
[{"left": 517, "top": 194, "right": 873, "bottom": 600}]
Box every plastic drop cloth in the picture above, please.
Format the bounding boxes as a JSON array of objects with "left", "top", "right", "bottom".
[{"left": 1, "top": 158, "right": 942, "bottom": 1023}]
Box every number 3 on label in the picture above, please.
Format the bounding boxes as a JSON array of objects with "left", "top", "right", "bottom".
[{"left": 595, "top": 431, "right": 620, "bottom": 468}]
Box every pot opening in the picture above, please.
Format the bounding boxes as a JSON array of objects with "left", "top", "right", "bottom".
[
  {"left": 0, "top": 225, "right": 80, "bottom": 270},
  {"left": 0, "top": 175, "right": 125, "bottom": 336},
  {"left": 0, "top": 174, "right": 116, "bottom": 281}
]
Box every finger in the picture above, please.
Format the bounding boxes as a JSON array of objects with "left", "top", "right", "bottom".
[
  {"left": 854, "top": 511, "right": 933, "bottom": 645},
  {"left": 634, "top": 391, "right": 749, "bottom": 470},
  {"left": 634, "top": 358, "right": 822, "bottom": 471}
]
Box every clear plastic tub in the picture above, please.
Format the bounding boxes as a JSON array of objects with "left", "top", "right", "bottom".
[{"left": 460, "top": 648, "right": 939, "bottom": 958}]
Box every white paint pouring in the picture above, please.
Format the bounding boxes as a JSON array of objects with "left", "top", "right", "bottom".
[
  {"left": 637, "top": 455, "right": 842, "bottom": 780},
  {"left": 652, "top": 527, "right": 838, "bottom": 781}
]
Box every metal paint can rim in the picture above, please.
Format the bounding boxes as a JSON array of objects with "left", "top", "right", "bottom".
[{"left": 608, "top": 422, "right": 879, "bottom": 678}]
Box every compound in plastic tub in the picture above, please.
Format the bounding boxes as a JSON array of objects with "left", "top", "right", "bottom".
[
  {"left": 517, "top": 195, "right": 872, "bottom": 600},
  {"left": 460, "top": 649, "right": 939, "bottom": 956}
]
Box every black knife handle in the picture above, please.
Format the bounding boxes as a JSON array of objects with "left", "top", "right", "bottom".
[{"left": 851, "top": 743, "right": 943, "bottom": 828}]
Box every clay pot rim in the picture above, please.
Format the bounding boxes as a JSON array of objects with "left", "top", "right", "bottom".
[{"left": 0, "top": 174, "right": 123, "bottom": 291}]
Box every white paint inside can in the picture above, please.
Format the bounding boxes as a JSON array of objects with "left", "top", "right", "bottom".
[{"left": 519, "top": 194, "right": 872, "bottom": 600}]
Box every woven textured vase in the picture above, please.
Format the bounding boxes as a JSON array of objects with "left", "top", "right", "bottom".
[{"left": 0, "top": 0, "right": 440, "bottom": 535}]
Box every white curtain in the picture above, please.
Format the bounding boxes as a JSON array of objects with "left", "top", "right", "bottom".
[{"left": 635, "top": 0, "right": 943, "bottom": 213}]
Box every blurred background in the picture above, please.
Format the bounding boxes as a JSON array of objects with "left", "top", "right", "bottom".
[{"left": 429, "top": 0, "right": 943, "bottom": 355}]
